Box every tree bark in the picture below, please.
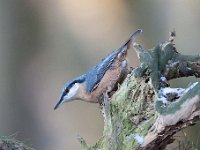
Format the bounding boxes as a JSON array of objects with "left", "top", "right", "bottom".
[
  {"left": 0, "top": 136, "right": 34, "bottom": 150},
  {"left": 79, "top": 32, "right": 200, "bottom": 150}
]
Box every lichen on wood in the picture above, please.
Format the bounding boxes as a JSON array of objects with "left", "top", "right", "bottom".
[
  {"left": 78, "top": 31, "right": 200, "bottom": 150},
  {"left": 0, "top": 136, "right": 34, "bottom": 150}
]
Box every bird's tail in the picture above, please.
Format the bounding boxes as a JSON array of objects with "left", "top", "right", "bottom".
[{"left": 124, "top": 29, "right": 142, "bottom": 49}]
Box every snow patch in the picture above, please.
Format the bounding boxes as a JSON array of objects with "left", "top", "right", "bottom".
[
  {"left": 158, "top": 87, "right": 185, "bottom": 104},
  {"left": 184, "top": 82, "right": 198, "bottom": 93},
  {"left": 127, "top": 134, "right": 144, "bottom": 145},
  {"left": 160, "top": 76, "right": 167, "bottom": 82},
  {"left": 158, "top": 82, "right": 199, "bottom": 104},
  {"left": 160, "top": 87, "right": 185, "bottom": 96}
]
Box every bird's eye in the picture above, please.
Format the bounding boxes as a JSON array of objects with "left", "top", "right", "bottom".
[
  {"left": 65, "top": 89, "right": 69, "bottom": 94},
  {"left": 62, "top": 88, "right": 69, "bottom": 95}
]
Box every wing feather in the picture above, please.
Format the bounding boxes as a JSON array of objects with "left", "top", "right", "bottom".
[{"left": 85, "top": 29, "right": 142, "bottom": 93}]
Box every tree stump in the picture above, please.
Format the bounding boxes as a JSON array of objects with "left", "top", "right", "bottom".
[{"left": 79, "top": 31, "right": 200, "bottom": 150}]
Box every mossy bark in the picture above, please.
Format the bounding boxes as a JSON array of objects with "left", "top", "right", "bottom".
[
  {"left": 79, "top": 32, "right": 200, "bottom": 150},
  {"left": 0, "top": 136, "right": 34, "bottom": 150}
]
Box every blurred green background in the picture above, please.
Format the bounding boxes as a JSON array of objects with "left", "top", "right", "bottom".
[{"left": 0, "top": 0, "right": 200, "bottom": 150}]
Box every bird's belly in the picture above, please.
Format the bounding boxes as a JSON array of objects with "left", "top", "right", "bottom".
[{"left": 79, "top": 59, "right": 128, "bottom": 103}]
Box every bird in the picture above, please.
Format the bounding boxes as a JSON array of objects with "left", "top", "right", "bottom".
[{"left": 54, "top": 29, "right": 142, "bottom": 110}]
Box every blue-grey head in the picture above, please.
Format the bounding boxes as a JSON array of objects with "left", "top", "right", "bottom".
[{"left": 54, "top": 75, "right": 85, "bottom": 110}]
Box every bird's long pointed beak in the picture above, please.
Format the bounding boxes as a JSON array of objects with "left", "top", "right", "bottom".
[{"left": 54, "top": 96, "right": 64, "bottom": 110}]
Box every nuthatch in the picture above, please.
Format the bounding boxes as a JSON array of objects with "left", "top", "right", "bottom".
[{"left": 54, "top": 29, "right": 142, "bottom": 110}]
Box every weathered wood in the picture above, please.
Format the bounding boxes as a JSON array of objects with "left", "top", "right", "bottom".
[
  {"left": 0, "top": 136, "right": 34, "bottom": 150},
  {"left": 79, "top": 32, "right": 200, "bottom": 150}
]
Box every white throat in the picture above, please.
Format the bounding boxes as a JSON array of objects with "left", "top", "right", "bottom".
[{"left": 64, "top": 83, "right": 80, "bottom": 100}]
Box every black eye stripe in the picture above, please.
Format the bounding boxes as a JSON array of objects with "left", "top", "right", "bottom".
[
  {"left": 62, "top": 75, "right": 85, "bottom": 95},
  {"left": 64, "top": 83, "right": 75, "bottom": 95},
  {"left": 64, "top": 88, "right": 69, "bottom": 94}
]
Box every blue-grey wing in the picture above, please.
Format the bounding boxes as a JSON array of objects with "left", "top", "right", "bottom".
[
  {"left": 85, "top": 29, "right": 142, "bottom": 93},
  {"left": 85, "top": 66, "right": 98, "bottom": 93},
  {"left": 85, "top": 52, "right": 117, "bottom": 93}
]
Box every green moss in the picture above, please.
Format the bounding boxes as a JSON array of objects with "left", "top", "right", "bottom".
[
  {"left": 85, "top": 37, "right": 200, "bottom": 149},
  {"left": 0, "top": 136, "right": 34, "bottom": 150}
]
